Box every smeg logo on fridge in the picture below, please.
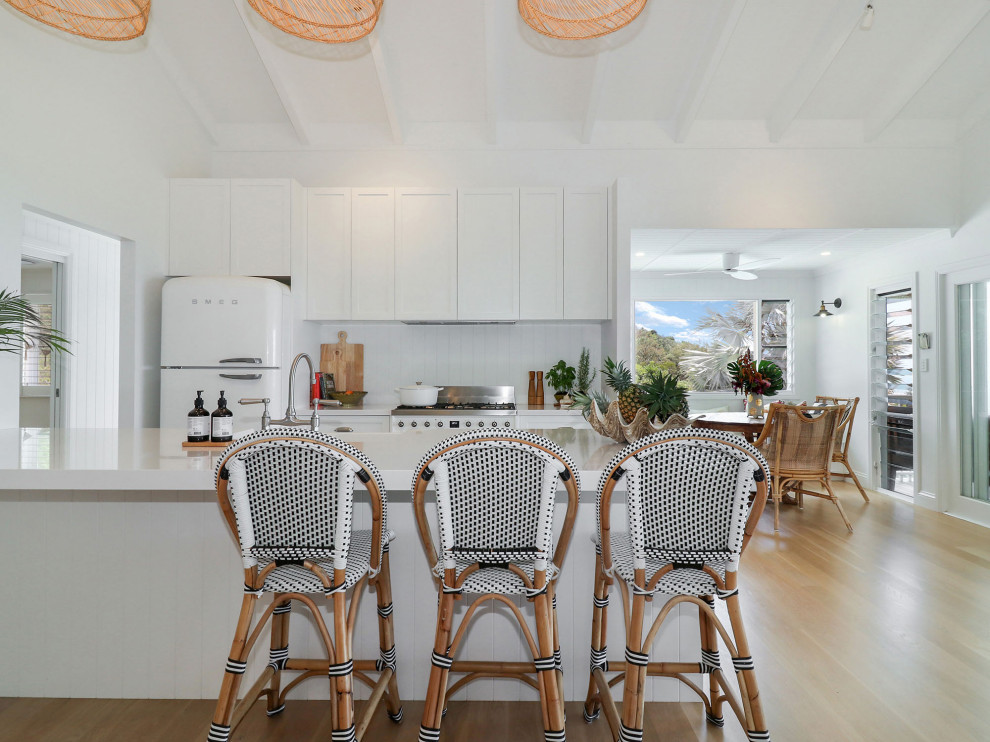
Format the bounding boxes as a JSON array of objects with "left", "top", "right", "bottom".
[{"left": 191, "top": 298, "right": 239, "bottom": 305}]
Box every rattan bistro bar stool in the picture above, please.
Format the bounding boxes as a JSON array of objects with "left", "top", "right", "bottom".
[
  {"left": 583, "top": 429, "right": 772, "bottom": 742},
  {"left": 412, "top": 430, "right": 581, "bottom": 742},
  {"left": 208, "top": 430, "right": 402, "bottom": 742}
]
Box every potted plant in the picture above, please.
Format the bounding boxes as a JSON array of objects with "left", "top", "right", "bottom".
[
  {"left": 574, "top": 347, "right": 596, "bottom": 394},
  {"left": 0, "top": 288, "right": 70, "bottom": 356},
  {"left": 545, "top": 359, "right": 576, "bottom": 406},
  {"left": 727, "top": 349, "right": 784, "bottom": 418}
]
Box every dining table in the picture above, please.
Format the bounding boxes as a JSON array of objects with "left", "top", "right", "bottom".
[{"left": 690, "top": 411, "right": 768, "bottom": 443}]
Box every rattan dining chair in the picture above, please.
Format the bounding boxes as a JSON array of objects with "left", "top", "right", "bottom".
[
  {"left": 755, "top": 402, "right": 852, "bottom": 533},
  {"left": 815, "top": 395, "right": 869, "bottom": 502},
  {"left": 583, "top": 429, "right": 772, "bottom": 742},
  {"left": 209, "top": 430, "right": 402, "bottom": 742},
  {"left": 412, "top": 430, "right": 581, "bottom": 742}
]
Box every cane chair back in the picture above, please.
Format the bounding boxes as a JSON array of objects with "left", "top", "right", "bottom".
[
  {"left": 815, "top": 395, "right": 858, "bottom": 460},
  {"left": 756, "top": 402, "right": 841, "bottom": 479},
  {"left": 597, "top": 429, "right": 769, "bottom": 576},
  {"left": 216, "top": 429, "right": 387, "bottom": 575},
  {"left": 413, "top": 430, "right": 580, "bottom": 578}
]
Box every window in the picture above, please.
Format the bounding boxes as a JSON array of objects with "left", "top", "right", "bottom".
[
  {"left": 20, "top": 301, "right": 54, "bottom": 387},
  {"left": 634, "top": 299, "right": 791, "bottom": 392}
]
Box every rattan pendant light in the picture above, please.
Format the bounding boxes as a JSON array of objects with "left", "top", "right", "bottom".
[
  {"left": 3, "top": 0, "right": 149, "bottom": 40},
  {"left": 518, "top": 0, "right": 647, "bottom": 40},
  {"left": 247, "top": 0, "right": 383, "bottom": 44}
]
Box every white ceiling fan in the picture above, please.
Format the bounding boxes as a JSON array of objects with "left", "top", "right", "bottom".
[{"left": 661, "top": 252, "right": 779, "bottom": 281}]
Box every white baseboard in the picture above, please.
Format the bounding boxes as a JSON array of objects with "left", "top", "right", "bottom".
[{"left": 915, "top": 490, "right": 938, "bottom": 510}]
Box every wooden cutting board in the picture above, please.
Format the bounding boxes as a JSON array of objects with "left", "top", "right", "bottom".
[{"left": 320, "top": 331, "right": 364, "bottom": 392}]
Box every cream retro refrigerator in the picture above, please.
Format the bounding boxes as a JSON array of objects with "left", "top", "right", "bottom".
[{"left": 159, "top": 276, "right": 292, "bottom": 431}]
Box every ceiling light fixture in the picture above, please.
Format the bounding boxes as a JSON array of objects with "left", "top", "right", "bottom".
[
  {"left": 3, "top": 0, "right": 149, "bottom": 40},
  {"left": 247, "top": 0, "right": 383, "bottom": 44},
  {"left": 820, "top": 251, "right": 831, "bottom": 256},
  {"left": 518, "top": 0, "right": 648, "bottom": 40},
  {"left": 860, "top": 3, "right": 875, "bottom": 31},
  {"left": 815, "top": 298, "right": 842, "bottom": 317},
  {"left": 635, "top": 252, "right": 646, "bottom": 257}
]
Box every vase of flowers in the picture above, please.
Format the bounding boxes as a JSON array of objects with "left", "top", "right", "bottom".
[{"left": 727, "top": 350, "right": 784, "bottom": 419}]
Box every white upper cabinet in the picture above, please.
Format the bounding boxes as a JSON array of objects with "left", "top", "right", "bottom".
[
  {"left": 351, "top": 188, "right": 395, "bottom": 320},
  {"left": 230, "top": 179, "right": 292, "bottom": 276},
  {"left": 563, "top": 187, "right": 609, "bottom": 320},
  {"left": 519, "top": 187, "right": 564, "bottom": 320},
  {"left": 457, "top": 187, "right": 519, "bottom": 320},
  {"left": 395, "top": 188, "right": 458, "bottom": 321},
  {"left": 306, "top": 188, "right": 351, "bottom": 320},
  {"left": 169, "top": 179, "right": 230, "bottom": 276}
]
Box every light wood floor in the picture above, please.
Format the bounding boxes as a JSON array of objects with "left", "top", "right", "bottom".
[{"left": 3, "top": 482, "right": 989, "bottom": 741}]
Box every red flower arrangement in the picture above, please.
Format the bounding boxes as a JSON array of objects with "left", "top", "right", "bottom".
[{"left": 727, "top": 350, "right": 785, "bottom": 396}]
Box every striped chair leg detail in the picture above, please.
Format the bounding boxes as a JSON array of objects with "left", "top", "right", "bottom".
[
  {"left": 387, "top": 706, "right": 404, "bottom": 723},
  {"left": 419, "top": 725, "right": 441, "bottom": 742},
  {"left": 706, "top": 710, "right": 725, "bottom": 727},
  {"left": 266, "top": 703, "right": 286, "bottom": 717},
  {"left": 618, "top": 722, "right": 643, "bottom": 742},
  {"left": 331, "top": 724, "right": 357, "bottom": 742},
  {"left": 582, "top": 706, "right": 600, "bottom": 723},
  {"left": 206, "top": 722, "right": 230, "bottom": 742},
  {"left": 544, "top": 729, "right": 566, "bottom": 742},
  {"left": 747, "top": 732, "right": 771, "bottom": 741}
]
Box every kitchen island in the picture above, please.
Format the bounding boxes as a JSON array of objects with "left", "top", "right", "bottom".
[{"left": 0, "top": 427, "right": 702, "bottom": 705}]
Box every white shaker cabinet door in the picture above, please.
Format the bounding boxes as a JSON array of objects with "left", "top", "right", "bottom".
[
  {"left": 169, "top": 179, "right": 230, "bottom": 276},
  {"left": 306, "top": 188, "right": 352, "bottom": 320},
  {"left": 230, "top": 179, "right": 292, "bottom": 277},
  {"left": 395, "top": 188, "right": 458, "bottom": 321},
  {"left": 563, "top": 186, "right": 609, "bottom": 320},
  {"left": 351, "top": 188, "right": 396, "bottom": 320},
  {"left": 458, "top": 187, "right": 519, "bottom": 320},
  {"left": 519, "top": 187, "right": 564, "bottom": 319}
]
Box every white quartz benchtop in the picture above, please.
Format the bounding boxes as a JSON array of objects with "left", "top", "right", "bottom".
[{"left": 0, "top": 427, "right": 624, "bottom": 492}]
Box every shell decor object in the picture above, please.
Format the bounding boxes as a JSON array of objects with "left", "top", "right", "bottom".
[
  {"left": 4, "top": 0, "right": 150, "bottom": 41},
  {"left": 247, "top": 0, "right": 383, "bottom": 44},
  {"left": 587, "top": 400, "right": 693, "bottom": 444}
]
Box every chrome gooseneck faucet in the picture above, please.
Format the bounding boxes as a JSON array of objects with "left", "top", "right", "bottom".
[{"left": 269, "top": 352, "right": 320, "bottom": 431}]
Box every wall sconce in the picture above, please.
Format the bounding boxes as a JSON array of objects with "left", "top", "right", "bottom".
[{"left": 815, "top": 298, "right": 842, "bottom": 317}]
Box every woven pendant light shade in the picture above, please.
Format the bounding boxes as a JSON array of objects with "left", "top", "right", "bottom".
[
  {"left": 247, "top": 0, "right": 383, "bottom": 44},
  {"left": 3, "top": 0, "right": 149, "bottom": 40},
  {"left": 518, "top": 0, "right": 647, "bottom": 40}
]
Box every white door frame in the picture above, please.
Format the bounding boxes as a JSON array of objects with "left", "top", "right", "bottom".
[
  {"left": 21, "top": 242, "right": 68, "bottom": 428},
  {"left": 939, "top": 262, "right": 990, "bottom": 526},
  {"left": 867, "top": 275, "right": 919, "bottom": 499}
]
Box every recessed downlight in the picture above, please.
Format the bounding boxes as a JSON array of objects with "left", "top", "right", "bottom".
[
  {"left": 635, "top": 252, "right": 646, "bottom": 257},
  {"left": 820, "top": 251, "right": 831, "bottom": 256}
]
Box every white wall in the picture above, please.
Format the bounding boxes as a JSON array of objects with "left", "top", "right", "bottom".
[
  {"left": 0, "top": 11, "right": 213, "bottom": 428},
  {"left": 632, "top": 271, "right": 818, "bottom": 412}
]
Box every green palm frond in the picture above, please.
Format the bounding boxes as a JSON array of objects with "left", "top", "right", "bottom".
[{"left": 0, "top": 288, "right": 71, "bottom": 355}]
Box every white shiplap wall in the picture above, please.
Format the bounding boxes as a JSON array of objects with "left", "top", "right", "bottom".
[
  {"left": 22, "top": 211, "right": 121, "bottom": 429},
  {"left": 317, "top": 323, "right": 604, "bottom": 405}
]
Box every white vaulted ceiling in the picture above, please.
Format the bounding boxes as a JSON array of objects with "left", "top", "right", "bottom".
[{"left": 13, "top": 0, "right": 990, "bottom": 149}]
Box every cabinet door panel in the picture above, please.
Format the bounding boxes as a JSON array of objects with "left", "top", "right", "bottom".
[
  {"left": 169, "top": 179, "right": 230, "bottom": 276},
  {"left": 395, "top": 188, "right": 458, "bottom": 321},
  {"left": 230, "top": 179, "right": 291, "bottom": 276},
  {"left": 519, "top": 187, "right": 564, "bottom": 319},
  {"left": 351, "top": 188, "right": 395, "bottom": 320},
  {"left": 563, "top": 187, "right": 609, "bottom": 320},
  {"left": 306, "top": 188, "right": 351, "bottom": 320},
  {"left": 458, "top": 188, "right": 519, "bottom": 320}
]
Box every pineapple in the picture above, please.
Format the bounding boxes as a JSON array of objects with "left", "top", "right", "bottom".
[
  {"left": 639, "top": 368, "right": 690, "bottom": 423},
  {"left": 602, "top": 357, "right": 642, "bottom": 422}
]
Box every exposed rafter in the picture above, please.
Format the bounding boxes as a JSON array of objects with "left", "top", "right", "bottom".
[
  {"left": 582, "top": 51, "right": 609, "bottom": 144},
  {"left": 483, "top": 0, "right": 499, "bottom": 144},
  {"left": 368, "top": 30, "right": 403, "bottom": 145},
  {"left": 865, "top": 3, "right": 990, "bottom": 142},
  {"left": 231, "top": 0, "right": 311, "bottom": 145},
  {"left": 672, "top": 0, "right": 747, "bottom": 144},
  {"left": 145, "top": 26, "right": 220, "bottom": 145},
  {"left": 766, "top": 0, "right": 862, "bottom": 143}
]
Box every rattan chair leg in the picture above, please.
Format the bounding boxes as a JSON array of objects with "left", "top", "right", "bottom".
[
  {"left": 331, "top": 589, "right": 356, "bottom": 742},
  {"left": 823, "top": 479, "right": 854, "bottom": 533},
  {"left": 208, "top": 593, "right": 256, "bottom": 742},
  {"left": 420, "top": 591, "right": 455, "bottom": 742},
  {"left": 548, "top": 582, "right": 565, "bottom": 715},
  {"left": 723, "top": 587, "right": 770, "bottom": 740},
  {"left": 374, "top": 551, "right": 403, "bottom": 723},
  {"left": 699, "top": 596, "right": 724, "bottom": 727},
  {"left": 842, "top": 460, "right": 870, "bottom": 502},
  {"left": 534, "top": 588, "right": 566, "bottom": 740},
  {"left": 619, "top": 591, "right": 648, "bottom": 741},
  {"left": 583, "top": 555, "right": 609, "bottom": 724},
  {"left": 266, "top": 597, "right": 291, "bottom": 717}
]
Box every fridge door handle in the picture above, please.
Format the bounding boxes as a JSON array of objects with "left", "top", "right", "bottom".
[
  {"left": 219, "top": 373, "right": 262, "bottom": 380},
  {"left": 220, "top": 357, "right": 262, "bottom": 364}
]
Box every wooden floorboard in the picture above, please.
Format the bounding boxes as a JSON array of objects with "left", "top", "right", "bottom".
[{"left": 2, "top": 483, "right": 989, "bottom": 741}]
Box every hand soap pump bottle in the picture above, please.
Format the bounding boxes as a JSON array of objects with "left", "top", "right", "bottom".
[
  {"left": 187, "top": 389, "right": 210, "bottom": 443},
  {"left": 211, "top": 390, "right": 234, "bottom": 443}
]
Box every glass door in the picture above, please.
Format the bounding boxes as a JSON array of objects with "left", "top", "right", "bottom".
[
  {"left": 869, "top": 288, "right": 915, "bottom": 496},
  {"left": 957, "top": 280, "right": 989, "bottom": 504}
]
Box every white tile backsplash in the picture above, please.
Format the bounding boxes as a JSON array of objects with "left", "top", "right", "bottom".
[{"left": 313, "top": 323, "right": 603, "bottom": 405}]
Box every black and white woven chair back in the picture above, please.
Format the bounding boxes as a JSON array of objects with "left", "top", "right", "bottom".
[
  {"left": 601, "top": 429, "right": 769, "bottom": 570},
  {"left": 415, "top": 430, "right": 577, "bottom": 572},
  {"left": 218, "top": 430, "right": 384, "bottom": 573}
]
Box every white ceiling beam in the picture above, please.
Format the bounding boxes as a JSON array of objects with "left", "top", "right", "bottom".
[
  {"left": 582, "top": 51, "right": 609, "bottom": 144},
  {"left": 672, "top": 0, "right": 747, "bottom": 144},
  {"left": 368, "top": 30, "right": 403, "bottom": 145},
  {"left": 231, "top": 0, "right": 310, "bottom": 146},
  {"left": 145, "top": 27, "right": 220, "bottom": 145},
  {"left": 957, "top": 85, "right": 990, "bottom": 141},
  {"left": 766, "top": 0, "right": 863, "bottom": 143},
  {"left": 865, "top": 3, "right": 990, "bottom": 142},
  {"left": 483, "top": 0, "right": 499, "bottom": 144}
]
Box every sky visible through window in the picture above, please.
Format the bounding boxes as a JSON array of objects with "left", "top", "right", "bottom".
[{"left": 635, "top": 300, "right": 743, "bottom": 346}]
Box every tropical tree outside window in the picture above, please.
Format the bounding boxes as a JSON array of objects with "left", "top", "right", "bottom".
[{"left": 634, "top": 299, "right": 791, "bottom": 392}]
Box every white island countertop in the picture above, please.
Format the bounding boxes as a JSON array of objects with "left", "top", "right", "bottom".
[{"left": 0, "top": 427, "right": 624, "bottom": 492}]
